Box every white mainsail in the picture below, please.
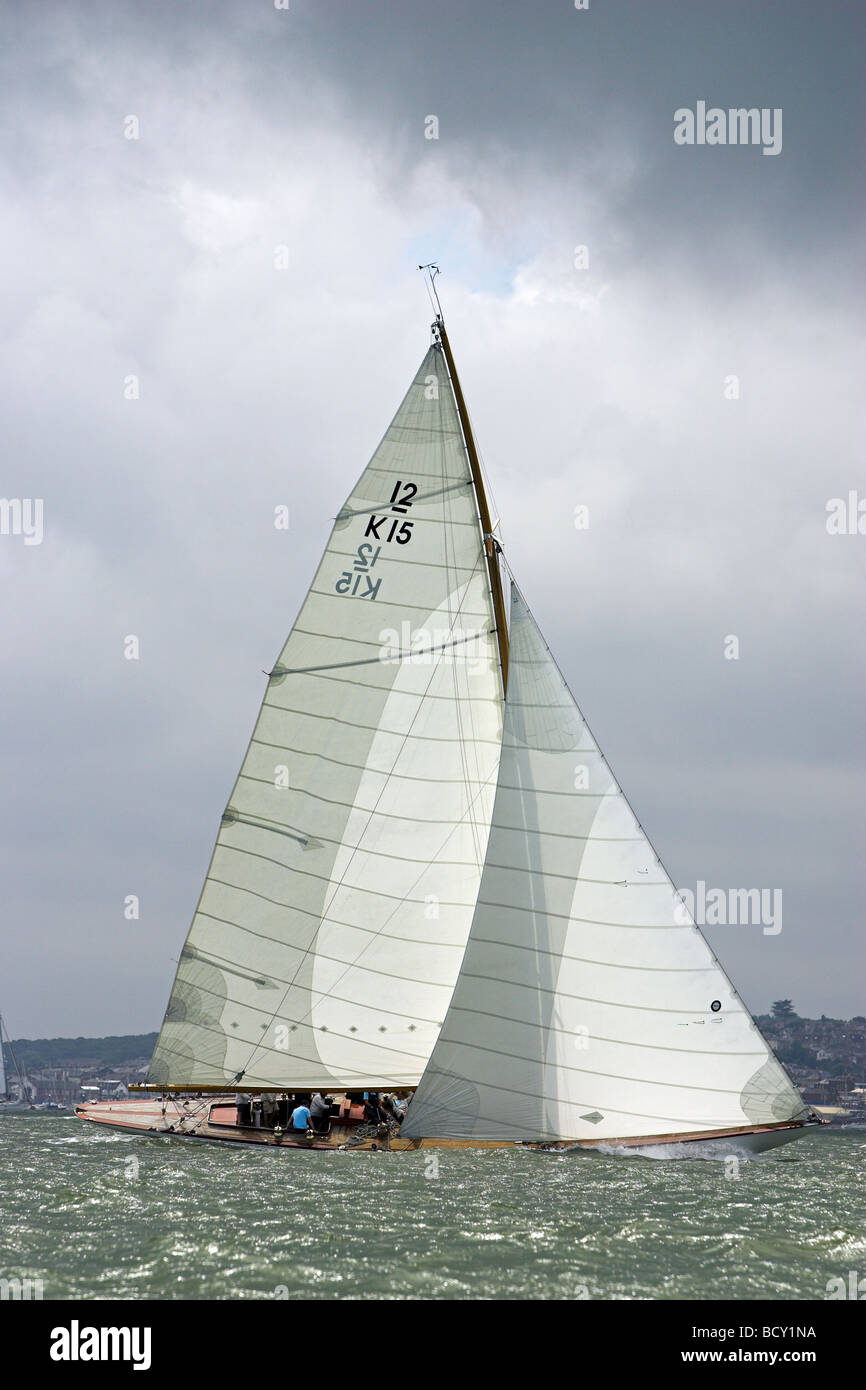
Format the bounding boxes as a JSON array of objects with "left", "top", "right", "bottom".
[
  {"left": 149, "top": 346, "right": 503, "bottom": 1090},
  {"left": 0, "top": 1018, "right": 7, "bottom": 1097},
  {"left": 403, "top": 584, "right": 806, "bottom": 1142}
]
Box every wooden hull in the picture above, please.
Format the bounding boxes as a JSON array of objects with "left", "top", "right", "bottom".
[
  {"left": 524, "top": 1121, "right": 813, "bottom": 1157},
  {"left": 74, "top": 1101, "right": 813, "bottom": 1156}
]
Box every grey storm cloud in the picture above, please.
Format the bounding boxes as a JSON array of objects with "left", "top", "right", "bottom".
[{"left": 1, "top": 0, "right": 863, "bottom": 1037}]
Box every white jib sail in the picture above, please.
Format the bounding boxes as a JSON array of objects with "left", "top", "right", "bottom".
[
  {"left": 0, "top": 1021, "right": 7, "bottom": 1097},
  {"left": 149, "top": 346, "right": 503, "bottom": 1089},
  {"left": 403, "top": 584, "right": 806, "bottom": 1142}
]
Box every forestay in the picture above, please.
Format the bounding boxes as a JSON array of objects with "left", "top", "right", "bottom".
[
  {"left": 403, "top": 585, "right": 806, "bottom": 1142},
  {"left": 149, "top": 347, "right": 503, "bottom": 1089}
]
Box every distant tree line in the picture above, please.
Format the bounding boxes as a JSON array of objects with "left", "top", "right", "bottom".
[
  {"left": 4, "top": 1033, "right": 159, "bottom": 1070},
  {"left": 755, "top": 1004, "right": 866, "bottom": 1078}
]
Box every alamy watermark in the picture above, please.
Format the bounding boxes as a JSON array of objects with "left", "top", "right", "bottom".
[
  {"left": 674, "top": 102, "right": 782, "bottom": 157},
  {"left": 0, "top": 497, "right": 43, "bottom": 545},
  {"left": 50, "top": 1323, "right": 151, "bottom": 1370},
  {"left": 826, "top": 1271, "right": 866, "bottom": 1300},
  {"left": 0, "top": 1275, "right": 44, "bottom": 1300},
  {"left": 379, "top": 623, "right": 489, "bottom": 676},
  {"left": 674, "top": 882, "right": 781, "bottom": 935},
  {"left": 826, "top": 491, "right": 865, "bottom": 535}
]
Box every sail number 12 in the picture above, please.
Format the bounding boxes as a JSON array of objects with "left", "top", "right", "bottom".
[{"left": 334, "top": 479, "right": 418, "bottom": 600}]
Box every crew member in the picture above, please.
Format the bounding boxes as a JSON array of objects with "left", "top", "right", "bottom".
[
  {"left": 310, "top": 1091, "right": 333, "bottom": 1134},
  {"left": 290, "top": 1099, "right": 312, "bottom": 1133},
  {"left": 236, "top": 1093, "right": 252, "bottom": 1127}
]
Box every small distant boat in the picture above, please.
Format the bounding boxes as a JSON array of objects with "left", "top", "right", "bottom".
[{"left": 76, "top": 273, "right": 820, "bottom": 1157}]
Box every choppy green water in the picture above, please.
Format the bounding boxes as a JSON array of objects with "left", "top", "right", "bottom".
[{"left": 1, "top": 1115, "right": 863, "bottom": 1300}]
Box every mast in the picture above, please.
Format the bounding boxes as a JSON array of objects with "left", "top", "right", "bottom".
[{"left": 422, "top": 268, "right": 509, "bottom": 694}]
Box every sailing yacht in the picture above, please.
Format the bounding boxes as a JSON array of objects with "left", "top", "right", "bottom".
[
  {"left": 76, "top": 278, "right": 819, "bottom": 1156},
  {"left": 0, "top": 1015, "right": 6, "bottom": 1108},
  {"left": 0, "top": 1014, "right": 35, "bottom": 1111}
]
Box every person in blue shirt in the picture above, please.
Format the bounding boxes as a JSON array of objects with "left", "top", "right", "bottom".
[{"left": 290, "top": 1100, "right": 312, "bottom": 1133}]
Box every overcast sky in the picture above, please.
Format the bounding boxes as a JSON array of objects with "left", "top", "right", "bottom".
[{"left": 1, "top": 0, "right": 863, "bottom": 1039}]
